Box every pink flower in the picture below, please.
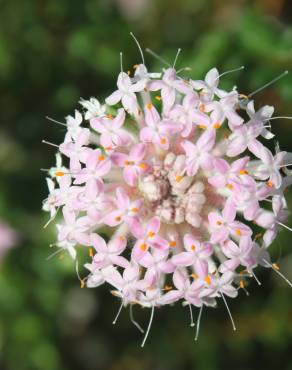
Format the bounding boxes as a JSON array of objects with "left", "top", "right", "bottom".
[
  {"left": 181, "top": 129, "right": 215, "bottom": 176},
  {"left": 105, "top": 72, "right": 146, "bottom": 114},
  {"left": 140, "top": 103, "right": 181, "bottom": 150},
  {"left": 131, "top": 217, "right": 169, "bottom": 261},
  {"left": 111, "top": 143, "right": 149, "bottom": 186},
  {"left": 103, "top": 187, "right": 143, "bottom": 228},
  {"left": 90, "top": 108, "right": 131, "bottom": 148},
  {"left": 208, "top": 200, "right": 252, "bottom": 244}
]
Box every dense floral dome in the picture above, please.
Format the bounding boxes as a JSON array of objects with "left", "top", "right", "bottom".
[{"left": 43, "top": 50, "right": 291, "bottom": 346}]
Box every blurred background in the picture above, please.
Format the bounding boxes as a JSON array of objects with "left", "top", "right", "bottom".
[{"left": 0, "top": 0, "right": 292, "bottom": 369}]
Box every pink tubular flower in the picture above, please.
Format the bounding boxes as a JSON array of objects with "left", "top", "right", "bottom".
[{"left": 44, "top": 53, "right": 292, "bottom": 345}]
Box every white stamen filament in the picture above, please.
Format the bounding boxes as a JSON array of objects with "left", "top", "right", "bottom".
[
  {"left": 120, "top": 52, "right": 123, "bottom": 73},
  {"left": 112, "top": 300, "right": 124, "bottom": 325},
  {"left": 251, "top": 271, "right": 261, "bottom": 285},
  {"left": 129, "top": 305, "right": 144, "bottom": 333},
  {"left": 264, "top": 116, "right": 292, "bottom": 121},
  {"left": 173, "top": 48, "right": 182, "bottom": 68},
  {"left": 277, "top": 221, "right": 292, "bottom": 232},
  {"left": 263, "top": 259, "right": 292, "bottom": 288},
  {"left": 45, "top": 116, "right": 67, "bottom": 127},
  {"left": 42, "top": 140, "right": 59, "bottom": 148},
  {"left": 248, "top": 70, "right": 288, "bottom": 98},
  {"left": 130, "top": 32, "right": 145, "bottom": 66},
  {"left": 216, "top": 66, "right": 244, "bottom": 81},
  {"left": 141, "top": 305, "right": 155, "bottom": 347},
  {"left": 145, "top": 48, "right": 171, "bottom": 67},
  {"left": 220, "top": 291, "right": 236, "bottom": 331},
  {"left": 188, "top": 303, "right": 195, "bottom": 327},
  {"left": 46, "top": 246, "right": 63, "bottom": 261},
  {"left": 194, "top": 306, "right": 203, "bottom": 341}
]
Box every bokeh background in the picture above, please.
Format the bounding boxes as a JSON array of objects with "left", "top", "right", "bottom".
[{"left": 0, "top": 0, "right": 292, "bottom": 369}]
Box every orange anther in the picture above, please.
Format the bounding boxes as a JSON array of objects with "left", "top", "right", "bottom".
[
  {"left": 98, "top": 155, "right": 105, "bottom": 161},
  {"left": 106, "top": 114, "right": 113, "bottom": 119},
  {"left": 169, "top": 240, "right": 177, "bottom": 247},
  {"left": 55, "top": 171, "right": 65, "bottom": 177},
  {"left": 199, "top": 104, "right": 205, "bottom": 113},
  {"left": 155, "top": 96, "right": 161, "bottom": 101},
  {"left": 213, "top": 123, "right": 221, "bottom": 129},
  {"left": 164, "top": 285, "right": 173, "bottom": 291},
  {"left": 267, "top": 181, "right": 273, "bottom": 188},
  {"left": 80, "top": 280, "right": 85, "bottom": 289},
  {"left": 272, "top": 263, "right": 280, "bottom": 270},
  {"left": 140, "top": 243, "right": 147, "bottom": 251},
  {"left": 147, "top": 231, "right": 155, "bottom": 238},
  {"left": 239, "top": 169, "right": 248, "bottom": 175},
  {"left": 115, "top": 216, "right": 121, "bottom": 222},
  {"left": 175, "top": 175, "right": 183, "bottom": 183},
  {"left": 235, "top": 229, "right": 241, "bottom": 236},
  {"left": 226, "top": 183, "right": 234, "bottom": 190},
  {"left": 131, "top": 207, "right": 138, "bottom": 213},
  {"left": 146, "top": 103, "right": 153, "bottom": 110},
  {"left": 216, "top": 221, "right": 222, "bottom": 226},
  {"left": 139, "top": 163, "right": 147, "bottom": 170},
  {"left": 160, "top": 138, "right": 166, "bottom": 145},
  {"left": 191, "top": 245, "right": 196, "bottom": 251},
  {"left": 204, "top": 276, "right": 211, "bottom": 285},
  {"left": 89, "top": 248, "right": 94, "bottom": 257},
  {"left": 239, "top": 280, "right": 245, "bottom": 289},
  {"left": 191, "top": 273, "right": 198, "bottom": 279}
]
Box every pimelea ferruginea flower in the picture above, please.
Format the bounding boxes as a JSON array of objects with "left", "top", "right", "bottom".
[{"left": 43, "top": 39, "right": 292, "bottom": 346}]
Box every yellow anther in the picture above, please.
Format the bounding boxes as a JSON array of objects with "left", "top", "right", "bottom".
[
  {"left": 89, "top": 248, "right": 94, "bottom": 257},
  {"left": 140, "top": 243, "right": 148, "bottom": 251},
  {"left": 191, "top": 245, "right": 196, "bottom": 251},
  {"left": 272, "top": 263, "right": 280, "bottom": 270},
  {"left": 239, "top": 280, "right": 245, "bottom": 289},
  {"left": 204, "top": 275, "right": 211, "bottom": 285},
  {"left": 213, "top": 123, "right": 221, "bottom": 129},
  {"left": 106, "top": 114, "right": 113, "bottom": 119},
  {"left": 147, "top": 231, "right": 155, "bottom": 238},
  {"left": 267, "top": 181, "right": 273, "bottom": 188},
  {"left": 55, "top": 171, "right": 65, "bottom": 177},
  {"left": 216, "top": 221, "right": 222, "bottom": 226},
  {"left": 160, "top": 138, "right": 166, "bottom": 145},
  {"left": 146, "top": 102, "right": 153, "bottom": 110},
  {"left": 235, "top": 229, "right": 242, "bottom": 236},
  {"left": 163, "top": 285, "right": 173, "bottom": 291},
  {"left": 199, "top": 124, "right": 207, "bottom": 129},
  {"left": 169, "top": 240, "right": 177, "bottom": 247},
  {"left": 139, "top": 163, "right": 147, "bottom": 170},
  {"left": 226, "top": 183, "right": 234, "bottom": 190},
  {"left": 80, "top": 279, "right": 85, "bottom": 289},
  {"left": 175, "top": 175, "right": 183, "bottom": 183},
  {"left": 131, "top": 207, "right": 138, "bottom": 213},
  {"left": 155, "top": 95, "right": 162, "bottom": 101},
  {"left": 98, "top": 155, "right": 105, "bottom": 161},
  {"left": 239, "top": 169, "right": 248, "bottom": 175},
  {"left": 191, "top": 273, "right": 198, "bottom": 279},
  {"left": 199, "top": 104, "right": 205, "bottom": 113},
  {"left": 124, "top": 160, "right": 134, "bottom": 166}
]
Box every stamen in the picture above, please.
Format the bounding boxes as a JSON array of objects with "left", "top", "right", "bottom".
[
  {"left": 55, "top": 171, "right": 65, "bottom": 177},
  {"left": 264, "top": 116, "right": 292, "bottom": 121},
  {"left": 43, "top": 206, "right": 60, "bottom": 229},
  {"left": 204, "top": 275, "right": 211, "bottom": 285},
  {"left": 146, "top": 102, "right": 153, "bottom": 110},
  {"left": 263, "top": 259, "right": 292, "bottom": 287},
  {"left": 194, "top": 306, "right": 203, "bottom": 341},
  {"left": 155, "top": 95, "right": 162, "bottom": 101},
  {"left": 131, "top": 207, "right": 139, "bottom": 213},
  {"left": 112, "top": 300, "right": 124, "bottom": 325},
  {"left": 46, "top": 246, "right": 63, "bottom": 261},
  {"left": 220, "top": 291, "right": 236, "bottom": 331},
  {"left": 129, "top": 304, "right": 144, "bottom": 333},
  {"left": 213, "top": 123, "right": 221, "bottom": 129},
  {"left": 215, "top": 66, "right": 244, "bottom": 81},
  {"left": 266, "top": 181, "right": 273, "bottom": 188},
  {"left": 235, "top": 229, "right": 242, "bottom": 236},
  {"left": 145, "top": 48, "right": 171, "bottom": 67},
  {"left": 141, "top": 305, "right": 155, "bottom": 347},
  {"left": 169, "top": 240, "right": 177, "bottom": 247},
  {"left": 239, "top": 169, "right": 248, "bottom": 175},
  {"left": 175, "top": 175, "right": 183, "bottom": 183},
  {"left": 251, "top": 271, "right": 261, "bottom": 285},
  {"left": 140, "top": 243, "right": 148, "bottom": 251},
  {"left": 130, "top": 32, "right": 145, "bottom": 66},
  {"left": 216, "top": 221, "right": 222, "bottom": 226},
  {"left": 277, "top": 221, "right": 292, "bottom": 232},
  {"left": 115, "top": 216, "right": 122, "bottom": 222},
  {"left": 191, "top": 273, "right": 198, "bottom": 279},
  {"left": 120, "top": 52, "right": 123, "bottom": 73},
  {"left": 188, "top": 304, "right": 195, "bottom": 327},
  {"left": 173, "top": 48, "right": 182, "bottom": 68},
  {"left": 98, "top": 155, "right": 105, "bottom": 161},
  {"left": 191, "top": 245, "right": 196, "bottom": 251},
  {"left": 248, "top": 70, "right": 288, "bottom": 98},
  {"left": 139, "top": 163, "right": 147, "bottom": 170},
  {"left": 42, "top": 140, "right": 59, "bottom": 148},
  {"left": 89, "top": 248, "right": 94, "bottom": 257},
  {"left": 45, "top": 116, "right": 67, "bottom": 127},
  {"left": 160, "top": 138, "right": 166, "bottom": 145},
  {"left": 147, "top": 231, "right": 155, "bottom": 238}
]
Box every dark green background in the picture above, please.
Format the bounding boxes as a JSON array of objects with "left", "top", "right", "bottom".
[{"left": 0, "top": 0, "right": 291, "bottom": 369}]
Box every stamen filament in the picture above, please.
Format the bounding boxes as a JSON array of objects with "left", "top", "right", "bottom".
[
  {"left": 141, "top": 305, "right": 155, "bottom": 347},
  {"left": 220, "top": 291, "right": 236, "bottom": 331},
  {"left": 248, "top": 70, "right": 288, "bottom": 98},
  {"left": 145, "top": 48, "right": 171, "bottom": 67},
  {"left": 129, "top": 305, "right": 144, "bottom": 333},
  {"left": 194, "top": 306, "right": 203, "bottom": 341},
  {"left": 112, "top": 300, "right": 124, "bottom": 325}
]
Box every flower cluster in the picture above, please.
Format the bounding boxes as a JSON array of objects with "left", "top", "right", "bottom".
[{"left": 43, "top": 60, "right": 291, "bottom": 344}]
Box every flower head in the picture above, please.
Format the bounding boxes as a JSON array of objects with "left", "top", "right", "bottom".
[{"left": 44, "top": 52, "right": 291, "bottom": 345}]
